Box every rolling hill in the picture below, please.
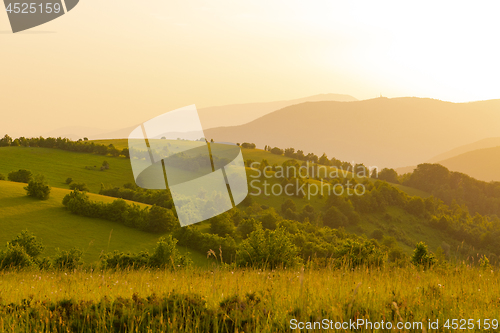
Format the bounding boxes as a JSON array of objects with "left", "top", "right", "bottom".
[
  {"left": 427, "top": 137, "right": 500, "bottom": 163},
  {"left": 0, "top": 146, "right": 135, "bottom": 193},
  {"left": 87, "top": 93, "right": 358, "bottom": 140},
  {"left": 397, "top": 138, "right": 500, "bottom": 180},
  {"left": 0, "top": 143, "right": 489, "bottom": 262},
  {"left": 0, "top": 181, "right": 206, "bottom": 265},
  {"left": 435, "top": 146, "right": 500, "bottom": 182},
  {"left": 204, "top": 97, "right": 500, "bottom": 169}
]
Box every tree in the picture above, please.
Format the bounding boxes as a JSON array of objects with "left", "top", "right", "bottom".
[
  {"left": 8, "top": 169, "right": 32, "bottom": 183},
  {"left": 411, "top": 242, "right": 436, "bottom": 267},
  {"left": 65, "top": 177, "right": 73, "bottom": 184},
  {"left": 261, "top": 210, "right": 279, "bottom": 230},
  {"left": 146, "top": 205, "right": 178, "bottom": 233},
  {"left": 53, "top": 248, "right": 83, "bottom": 270},
  {"left": 121, "top": 148, "right": 130, "bottom": 158},
  {"left": 284, "top": 147, "right": 295, "bottom": 157},
  {"left": 209, "top": 213, "right": 236, "bottom": 237},
  {"left": 318, "top": 153, "right": 330, "bottom": 166},
  {"left": 270, "top": 147, "right": 284, "bottom": 155},
  {"left": 241, "top": 142, "right": 256, "bottom": 149},
  {"left": 378, "top": 168, "right": 399, "bottom": 183},
  {"left": 300, "top": 204, "right": 316, "bottom": 222},
  {"left": 25, "top": 175, "right": 51, "bottom": 200},
  {"left": 0, "top": 134, "right": 12, "bottom": 147},
  {"left": 69, "top": 182, "right": 90, "bottom": 192},
  {"left": 323, "top": 206, "right": 348, "bottom": 228},
  {"left": 237, "top": 218, "right": 259, "bottom": 239},
  {"left": 281, "top": 199, "right": 296, "bottom": 214},
  {"left": 149, "top": 235, "right": 190, "bottom": 269},
  {"left": 108, "top": 148, "right": 120, "bottom": 157},
  {"left": 8, "top": 230, "right": 45, "bottom": 258},
  {"left": 0, "top": 174, "right": 5, "bottom": 181},
  {"left": 236, "top": 227, "right": 301, "bottom": 269},
  {"left": 406, "top": 197, "right": 425, "bottom": 216},
  {"left": 101, "top": 161, "right": 110, "bottom": 170}
]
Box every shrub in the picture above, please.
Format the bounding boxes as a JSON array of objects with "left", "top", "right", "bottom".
[
  {"left": 411, "top": 242, "right": 436, "bottom": 267},
  {"left": 8, "top": 169, "right": 32, "bottom": 183},
  {"left": 175, "top": 226, "right": 237, "bottom": 261},
  {"left": 209, "top": 213, "right": 236, "bottom": 237},
  {"left": 0, "top": 173, "right": 5, "bottom": 181},
  {"left": 69, "top": 182, "right": 90, "bottom": 192},
  {"left": 0, "top": 244, "right": 35, "bottom": 270},
  {"left": 241, "top": 142, "right": 256, "bottom": 149},
  {"left": 65, "top": 177, "right": 73, "bottom": 184},
  {"left": 406, "top": 197, "right": 426, "bottom": 216},
  {"left": 145, "top": 205, "right": 178, "bottom": 233},
  {"left": 8, "top": 230, "right": 45, "bottom": 258},
  {"left": 333, "top": 239, "right": 386, "bottom": 268},
  {"left": 323, "top": 207, "right": 348, "bottom": 228},
  {"left": 100, "top": 251, "right": 150, "bottom": 270},
  {"left": 261, "top": 211, "right": 278, "bottom": 230},
  {"left": 24, "top": 175, "right": 51, "bottom": 200},
  {"left": 149, "top": 235, "right": 191, "bottom": 269},
  {"left": 104, "top": 199, "right": 128, "bottom": 223},
  {"left": 270, "top": 147, "right": 284, "bottom": 155},
  {"left": 53, "top": 248, "right": 83, "bottom": 270},
  {"left": 237, "top": 218, "right": 259, "bottom": 239},
  {"left": 236, "top": 226, "right": 301, "bottom": 269}
]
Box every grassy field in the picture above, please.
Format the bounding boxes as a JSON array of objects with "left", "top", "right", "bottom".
[
  {"left": 0, "top": 265, "right": 497, "bottom": 332},
  {"left": 0, "top": 144, "right": 430, "bottom": 197},
  {"left": 0, "top": 181, "right": 206, "bottom": 266},
  {"left": 0, "top": 145, "right": 438, "bottom": 259},
  {"left": 0, "top": 147, "right": 135, "bottom": 193}
]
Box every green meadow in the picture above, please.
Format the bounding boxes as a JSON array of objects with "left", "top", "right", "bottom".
[
  {"left": 0, "top": 265, "right": 498, "bottom": 332},
  {"left": 0, "top": 181, "right": 206, "bottom": 265},
  {"left": 0, "top": 147, "right": 134, "bottom": 193}
]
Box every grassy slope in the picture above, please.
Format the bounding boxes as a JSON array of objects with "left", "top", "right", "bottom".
[
  {"left": 0, "top": 144, "right": 441, "bottom": 257},
  {"left": 0, "top": 181, "right": 207, "bottom": 266},
  {"left": 0, "top": 147, "right": 135, "bottom": 193}
]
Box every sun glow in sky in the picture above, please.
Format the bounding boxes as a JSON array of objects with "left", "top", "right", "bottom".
[{"left": 1, "top": 0, "right": 499, "bottom": 136}]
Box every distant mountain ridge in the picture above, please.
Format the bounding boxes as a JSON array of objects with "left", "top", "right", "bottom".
[
  {"left": 204, "top": 97, "right": 500, "bottom": 168},
  {"left": 427, "top": 137, "right": 500, "bottom": 163},
  {"left": 197, "top": 93, "right": 357, "bottom": 129},
  {"left": 396, "top": 137, "right": 500, "bottom": 178},
  {"left": 434, "top": 146, "right": 500, "bottom": 182},
  {"left": 44, "top": 93, "right": 358, "bottom": 141}
]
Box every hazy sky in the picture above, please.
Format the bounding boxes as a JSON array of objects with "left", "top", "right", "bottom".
[{"left": 1, "top": 0, "right": 500, "bottom": 136}]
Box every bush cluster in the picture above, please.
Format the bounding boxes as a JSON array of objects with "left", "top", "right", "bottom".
[
  {"left": 101, "top": 235, "right": 191, "bottom": 270},
  {"left": 99, "top": 183, "right": 173, "bottom": 209},
  {"left": 62, "top": 191, "right": 178, "bottom": 234},
  {"left": 0, "top": 230, "right": 83, "bottom": 270},
  {"left": 24, "top": 175, "right": 51, "bottom": 200}
]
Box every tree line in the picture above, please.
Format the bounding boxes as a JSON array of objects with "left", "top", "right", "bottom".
[{"left": 0, "top": 134, "right": 129, "bottom": 158}]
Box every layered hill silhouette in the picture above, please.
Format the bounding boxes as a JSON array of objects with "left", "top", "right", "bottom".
[
  {"left": 75, "top": 93, "right": 357, "bottom": 141},
  {"left": 427, "top": 137, "right": 500, "bottom": 162},
  {"left": 205, "top": 97, "right": 500, "bottom": 168},
  {"left": 397, "top": 137, "right": 500, "bottom": 178},
  {"left": 197, "top": 93, "right": 357, "bottom": 129},
  {"left": 434, "top": 146, "right": 500, "bottom": 182}
]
